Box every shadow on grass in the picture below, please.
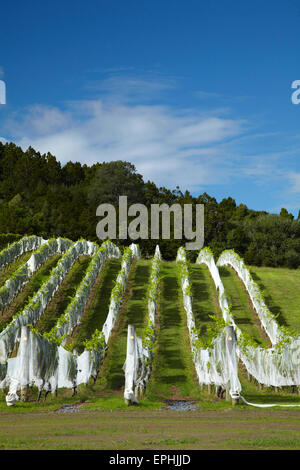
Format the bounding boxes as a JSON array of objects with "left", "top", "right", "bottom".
[{"left": 249, "top": 269, "right": 288, "bottom": 327}]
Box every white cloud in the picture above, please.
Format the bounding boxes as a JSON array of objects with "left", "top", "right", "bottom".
[{"left": 6, "top": 99, "right": 245, "bottom": 190}]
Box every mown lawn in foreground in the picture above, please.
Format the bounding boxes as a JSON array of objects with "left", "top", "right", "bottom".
[{"left": 0, "top": 404, "right": 299, "bottom": 450}]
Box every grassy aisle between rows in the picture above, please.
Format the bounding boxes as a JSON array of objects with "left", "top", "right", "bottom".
[
  {"left": 0, "top": 254, "right": 62, "bottom": 333},
  {"left": 69, "top": 258, "right": 122, "bottom": 354},
  {"left": 96, "top": 259, "right": 151, "bottom": 394},
  {"left": 249, "top": 266, "right": 300, "bottom": 334},
  {"left": 0, "top": 252, "right": 33, "bottom": 286},
  {"left": 189, "top": 263, "right": 222, "bottom": 346},
  {"left": 35, "top": 255, "right": 91, "bottom": 334},
  {"left": 219, "top": 266, "right": 271, "bottom": 347},
  {"left": 145, "top": 261, "right": 202, "bottom": 402}
]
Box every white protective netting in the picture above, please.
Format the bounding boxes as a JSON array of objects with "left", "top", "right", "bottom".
[
  {"left": 49, "top": 240, "right": 121, "bottom": 341},
  {"left": 197, "top": 247, "right": 300, "bottom": 388},
  {"left": 217, "top": 249, "right": 282, "bottom": 345},
  {"left": 1, "top": 243, "right": 140, "bottom": 403},
  {"left": 177, "top": 247, "right": 241, "bottom": 398},
  {"left": 123, "top": 245, "right": 161, "bottom": 404},
  {"left": 0, "top": 235, "right": 44, "bottom": 271},
  {"left": 0, "top": 239, "right": 97, "bottom": 363},
  {"left": 123, "top": 325, "right": 144, "bottom": 404},
  {"left": 102, "top": 244, "right": 141, "bottom": 344},
  {"left": 0, "top": 237, "right": 72, "bottom": 312}
]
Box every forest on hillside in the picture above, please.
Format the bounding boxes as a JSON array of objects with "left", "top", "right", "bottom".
[{"left": 0, "top": 141, "right": 299, "bottom": 267}]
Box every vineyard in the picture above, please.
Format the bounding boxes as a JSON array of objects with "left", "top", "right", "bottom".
[{"left": 0, "top": 235, "right": 300, "bottom": 409}]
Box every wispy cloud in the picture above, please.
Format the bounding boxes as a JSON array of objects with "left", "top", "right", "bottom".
[
  {"left": 287, "top": 172, "right": 300, "bottom": 193},
  {"left": 195, "top": 89, "right": 249, "bottom": 104},
  {"left": 84, "top": 73, "right": 177, "bottom": 104},
  {"left": 195, "top": 90, "right": 224, "bottom": 100},
  {"left": 6, "top": 99, "right": 244, "bottom": 189}
]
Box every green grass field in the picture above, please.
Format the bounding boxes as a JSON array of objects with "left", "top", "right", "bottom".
[{"left": 0, "top": 407, "right": 299, "bottom": 450}]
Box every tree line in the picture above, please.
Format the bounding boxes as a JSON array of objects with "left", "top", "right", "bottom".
[{"left": 0, "top": 141, "right": 299, "bottom": 267}]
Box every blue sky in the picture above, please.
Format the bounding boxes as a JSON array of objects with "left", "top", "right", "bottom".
[{"left": 0, "top": 0, "right": 299, "bottom": 214}]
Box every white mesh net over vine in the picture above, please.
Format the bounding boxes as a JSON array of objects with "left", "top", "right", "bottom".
[
  {"left": 0, "top": 242, "right": 140, "bottom": 404},
  {"left": 197, "top": 247, "right": 300, "bottom": 388},
  {"left": 178, "top": 247, "right": 241, "bottom": 398},
  {"left": 123, "top": 245, "right": 161, "bottom": 404}
]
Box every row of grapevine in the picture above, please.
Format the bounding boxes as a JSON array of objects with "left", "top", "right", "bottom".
[
  {"left": 0, "top": 242, "right": 139, "bottom": 405},
  {"left": 0, "top": 237, "right": 72, "bottom": 312},
  {"left": 0, "top": 235, "right": 44, "bottom": 271},
  {"left": 177, "top": 246, "right": 241, "bottom": 400},
  {"left": 0, "top": 236, "right": 299, "bottom": 406},
  {"left": 197, "top": 248, "right": 300, "bottom": 388},
  {"left": 45, "top": 240, "right": 121, "bottom": 343},
  {"left": 124, "top": 245, "right": 161, "bottom": 404},
  {"left": 217, "top": 249, "right": 296, "bottom": 345},
  {"left": 0, "top": 239, "right": 97, "bottom": 363}
]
